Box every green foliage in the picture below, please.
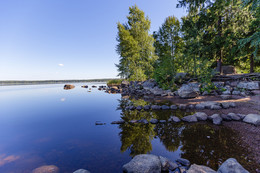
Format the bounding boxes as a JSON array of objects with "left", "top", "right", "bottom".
[
  {"left": 198, "top": 69, "right": 217, "bottom": 93},
  {"left": 153, "top": 16, "right": 183, "bottom": 89},
  {"left": 107, "top": 79, "right": 123, "bottom": 85},
  {"left": 116, "top": 5, "right": 157, "bottom": 81}
]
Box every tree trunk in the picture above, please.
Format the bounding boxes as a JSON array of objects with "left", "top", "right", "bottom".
[
  {"left": 250, "top": 54, "right": 254, "bottom": 73},
  {"left": 217, "top": 16, "right": 222, "bottom": 74}
]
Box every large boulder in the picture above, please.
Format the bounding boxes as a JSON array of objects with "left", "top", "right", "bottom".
[
  {"left": 243, "top": 114, "right": 260, "bottom": 126},
  {"left": 178, "top": 83, "right": 200, "bottom": 98},
  {"left": 187, "top": 164, "right": 216, "bottom": 173},
  {"left": 237, "top": 81, "right": 259, "bottom": 90},
  {"left": 122, "top": 154, "right": 161, "bottom": 173},
  {"left": 217, "top": 158, "right": 249, "bottom": 173},
  {"left": 64, "top": 84, "right": 75, "bottom": 90}
]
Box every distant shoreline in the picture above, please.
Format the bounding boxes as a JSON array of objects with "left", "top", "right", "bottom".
[{"left": 0, "top": 78, "right": 118, "bottom": 86}]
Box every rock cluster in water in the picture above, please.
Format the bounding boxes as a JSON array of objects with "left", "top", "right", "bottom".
[
  {"left": 125, "top": 101, "right": 236, "bottom": 111},
  {"left": 122, "top": 154, "right": 249, "bottom": 173},
  {"left": 109, "top": 112, "right": 260, "bottom": 126}
]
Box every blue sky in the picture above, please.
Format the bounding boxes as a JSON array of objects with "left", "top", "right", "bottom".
[{"left": 0, "top": 0, "right": 186, "bottom": 80}]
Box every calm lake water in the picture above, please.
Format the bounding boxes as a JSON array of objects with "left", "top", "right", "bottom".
[{"left": 0, "top": 83, "right": 251, "bottom": 173}]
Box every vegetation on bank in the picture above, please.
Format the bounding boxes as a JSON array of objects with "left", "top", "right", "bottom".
[
  {"left": 107, "top": 79, "right": 124, "bottom": 85},
  {"left": 116, "top": 0, "right": 260, "bottom": 89}
]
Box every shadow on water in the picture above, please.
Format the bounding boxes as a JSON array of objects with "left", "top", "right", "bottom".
[{"left": 117, "top": 97, "right": 252, "bottom": 170}]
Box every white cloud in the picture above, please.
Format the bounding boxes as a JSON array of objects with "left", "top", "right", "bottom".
[{"left": 58, "top": 64, "right": 64, "bottom": 67}]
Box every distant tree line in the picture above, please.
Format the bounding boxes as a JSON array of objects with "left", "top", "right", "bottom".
[{"left": 116, "top": 1, "right": 259, "bottom": 89}]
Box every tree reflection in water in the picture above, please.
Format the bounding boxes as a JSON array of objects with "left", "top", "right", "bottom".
[{"left": 117, "top": 98, "right": 250, "bottom": 170}]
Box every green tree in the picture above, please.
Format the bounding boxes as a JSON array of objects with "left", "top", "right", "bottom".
[
  {"left": 153, "top": 16, "right": 183, "bottom": 89},
  {"left": 178, "top": 0, "right": 253, "bottom": 73},
  {"left": 116, "top": 5, "right": 157, "bottom": 81}
]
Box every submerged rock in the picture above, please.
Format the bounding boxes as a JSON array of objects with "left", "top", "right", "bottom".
[
  {"left": 73, "top": 169, "right": 91, "bottom": 173},
  {"left": 122, "top": 154, "right": 161, "bottom": 173},
  {"left": 210, "top": 114, "right": 222, "bottom": 125},
  {"left": 159, "top": 156, "right": 178, "bottom": 171},
  {"left": 176, "top": 158, "right": 190, "bottom": 166},
  {"left": 227, "top": 113, "right": 241, "bottom": 121},
  {"left": 187, "top": 164, "right": 216, "bottom": 173},
  {"left": 161, "top": 105, "right": 170, "bottom": 110},
  {"left": 181, "top": 115, "right": 197, "bottom": 123},
  {"left": 32, "top": 165, "right": 59, "bottom": 173},
  {"left": 170, "top": 105, "right": 178, "bottom": 110},
  {"left": 150, "top": 119, "right": 158, "bottom": 124},
  {"left": 151, "top": 105, "right": 161, "bottom": 110},
  {"left": 168, "top": 116, "right": 181, "bottom": 123},
  {"left": 111, "top": 120, "right": 125, "bottom": 124},
  {"left": 143, "top": 105, "right": 150, "bottom": 110},
  {"left": 218, "top": 158, "right": 249, "bottom": 173},
  {"left": 243, "top": 114, "right": 260, "bottom": 126}
]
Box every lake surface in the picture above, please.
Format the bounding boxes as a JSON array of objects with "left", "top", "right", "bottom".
[{"left": 0, "top": 83, "right": 251, "bottom": 172}]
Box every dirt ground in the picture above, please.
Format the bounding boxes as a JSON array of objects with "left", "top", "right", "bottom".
[{"left": 152, "top": 94, "right": 260, "bottom": 172}]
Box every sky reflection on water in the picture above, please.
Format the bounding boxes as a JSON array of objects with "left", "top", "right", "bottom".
[{"left": 0, "top": 84, "right": 251, "bottom": 172}]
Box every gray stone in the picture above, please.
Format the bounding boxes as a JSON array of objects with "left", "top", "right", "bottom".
[
  {"left": 202, "top": 91, "right": 209, "bottom": 96},
  {"left": 161, "top": 105, "right": 170, "bottom": 110},
  {"left": 227, "top": 113, "right": 241, "bottom": 121},
  {"left": 237, "top": 81, "right": 259, "bottom": 90},
  {"left": 181, "top": 115, "right": 198, "bottom": 122},
  {"left": 237, "top": 114, "right": 246, "bottom": 120},
  {"left": 229, "top": 102, "right": 236, "bottom": 108},
  {"left": 213, "top": 82, "right": 225, "bottom": 88},
  {"left": 195, "top": 104, "right": 205, "bottom": 110},
  {"left": 138, "top": 119, "right": 149, "bottom": 124},
  {"left": 151, "top": 105, "right": 161, "bottom": 110},
  {"left": 178, "top": 83, "right": 200, "bottom": 98},
  {"left": 168, "top": 116, "right": 181, "bottom": 123},
  {"left": 130, "top": 120, "right": 138, "bottom": 123},
  {"left": 150, "top": 119, "right": 158, "bottom": 124},
  {"left": 220, "top": 95, "right": 232, "bottom": 100},
  {"left": 73, "top": 169, "right": 91, "bottom": 173},
  {"left": 170, "top": 105, "right": 178, "bottom": 110},
  {"left": 122, "top": 154, "right": 161, "bottom": 173},
  {"left": 143, "top": 105, "right": 150, "bottom": 110},
  {"left": 221, "top": 102, "right": 230, "bottom": 109},
  {"left": 221, "top": 114, "right": 232, "bottom": 121},
  {"left": 159, "top": 120, "right": 167, "bottom": 123},
  {"left": 177, "top": 158, "right": 190, "bottom": 166},
  {"left": 232, "top": 90, "right": 241, "bottom": 95},
  {"left": 159, "top": 156, "right": 178, "bottom": 171},
  {"left": 201, "top": 101, "right": 220, "bottom": 109},
  {"left": 210, "top": 105, "right": 222, "bottom": 110},
  {"left": 187, "top": 164, "right": 216, "bottom": 173},
  {"left": 217, "top": 158, "right": 249, "bottom": 173},
  {"left": 121, "top": 80, "right": 130, "bottom": 88},
  {"left": 179, "top": 104, "right": 187, "bottom": 110},
  {"left": 111, "top": 120, "right": 125, "bottom": 124},
  {"left": 243, "top": 114, "right": 260, "bottom": 126},
  {"left": 194, "top": 112, "right": 208, "bottom": 121},
  {"left": 210, "top": 114, "right": 222, "bottom": 125},
  {"left": 175, "top": 73, "right": 187, "bottom": 80},
  {"left": 142, "top": 79, "right": 157, "bottom": 89},
  {"left": 188, "top": 104, "right": 195, "bottom": 109},
  {"left": 136, "top": 106, "right": 143, "bottom": 111}
]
